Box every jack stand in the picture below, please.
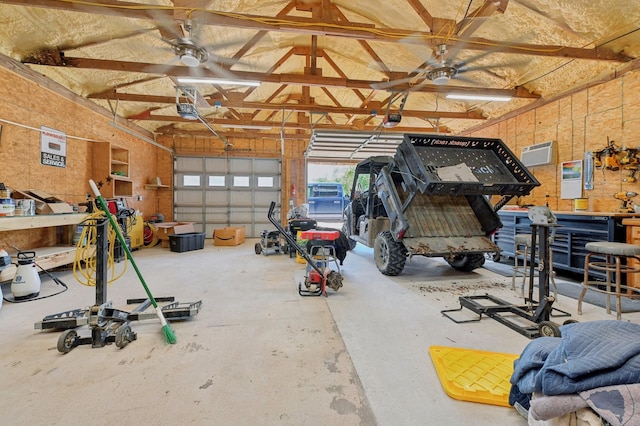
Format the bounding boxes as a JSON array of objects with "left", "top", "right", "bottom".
[
  {"left": 35, "top": 218, "right": 202, "bottom": 353},
  {"left": 442, "top": 214, "right": 571, "bottom": 339}
]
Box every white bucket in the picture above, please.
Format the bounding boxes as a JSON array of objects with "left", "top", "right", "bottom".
[{"left": 0, "top": 198, "right": 15, "bottom": 216}]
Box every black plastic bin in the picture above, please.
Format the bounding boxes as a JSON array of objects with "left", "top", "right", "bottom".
[{"left": 169, "top": 232, "right": 206, "bottom": 253}]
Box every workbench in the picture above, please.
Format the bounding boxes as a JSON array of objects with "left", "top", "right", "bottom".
[
  {"left": 494, "top": 209, "right": 639, "bottom": 278},
  {"left": 0, "top": 213, "right": 87, "bottom": 281}
]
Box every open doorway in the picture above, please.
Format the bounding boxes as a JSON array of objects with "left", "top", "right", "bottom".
[{"left": 306, "top": 163, "right": 354, "bottom": 226}]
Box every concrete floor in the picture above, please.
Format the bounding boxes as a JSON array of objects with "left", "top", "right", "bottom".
[{"left": 1, "top": 238, "right": 638, "bottom": 426}]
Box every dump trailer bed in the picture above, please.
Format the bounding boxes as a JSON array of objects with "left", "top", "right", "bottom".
[
  {"left": 344, "top": 133, "right": 539, "bottom": 275},
  {"left": 401, "top": 193, "right": 499, "bottom": 257}
]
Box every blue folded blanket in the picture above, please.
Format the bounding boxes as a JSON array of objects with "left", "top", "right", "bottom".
[{"left": 511, "top": 321, "right": 640, "bottom": 396}]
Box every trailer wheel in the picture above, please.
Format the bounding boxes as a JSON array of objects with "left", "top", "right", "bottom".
[
  {"left": 538, "top": 321, "right": 561, "bottom": 337},
  {"left": 446, "top": 254, "right": 485, "bottom": 272},
  {"left": 374, "top": 231, "right": 407, "bottom": 276}
]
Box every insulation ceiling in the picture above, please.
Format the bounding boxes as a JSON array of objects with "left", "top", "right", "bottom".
[{"left": 0, "top": 0, "right": 638, "bottom": 154}]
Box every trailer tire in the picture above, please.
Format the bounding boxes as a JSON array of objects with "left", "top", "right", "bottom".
[
  {"left": 446, "top": 253, "right": 485, "bottom": 272},
  {"left": 374, "top": 231, "right": 407, "bottom": 276}
]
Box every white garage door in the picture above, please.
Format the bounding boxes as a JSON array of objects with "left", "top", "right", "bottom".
[{"left": 174, "top": 156, "right": 282, "bottom": 238}]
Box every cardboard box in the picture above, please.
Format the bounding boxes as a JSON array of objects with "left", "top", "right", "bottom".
[
  {"left": 213, "top": 226, "right": 246, "bottom": 246},
  {"left": 155, "top": 222, "right": 196, "bottom": 241},
  {"left": 12, "top": 189, "right": 74, "bottom": 214}
]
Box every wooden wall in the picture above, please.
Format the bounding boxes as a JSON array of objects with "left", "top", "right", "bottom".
[
  {"left": 465, "top": 69, "right": 640, "bottom": 213},
  {"left": 0, "top": 60, "right": 169, "bottom": 251}
]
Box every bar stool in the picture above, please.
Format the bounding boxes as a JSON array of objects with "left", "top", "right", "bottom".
[
  {"left": 511, "top": 233, "right": 557, "bottom": 299},
  {"left": 578, "top": 241, "right": 640, "bottom": 320}
]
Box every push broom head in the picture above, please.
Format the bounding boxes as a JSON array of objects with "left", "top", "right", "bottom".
[{"left": 163, "top": 324, "right": 177, "bottom": 344}]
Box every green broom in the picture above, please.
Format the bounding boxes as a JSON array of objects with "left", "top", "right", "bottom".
[{"left": 89, "top": 180, "right": 176, "bottom": 344}]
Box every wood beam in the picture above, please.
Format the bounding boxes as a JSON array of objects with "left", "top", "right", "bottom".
[
  {"left": 456, "top": 0, "right": 509, "bottom": 37},
  {"left": 107, "top": 93, "right": 485, "bottom": 120},
  {"left": 158, "top": 122, "right": 444, "bottom": 136},
  {"left": 61, "top": 57, "right": 540, "bottom": 98},
  {"left": 406, "top": 0, "right": 434, "bottom": 29}
]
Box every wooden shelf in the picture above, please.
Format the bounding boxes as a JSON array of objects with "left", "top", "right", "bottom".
[
  {"left": 0, "top": 213, "right": 86, "bottom": 232},
  {"left": 0, "top": 213, "right": 88, "bottom": 282},
  {"left": 93, "top": 142, "right": 133, "bottom": 197},
  {"left": 145, "top": 184, "right": 170, "bottom": 190}
]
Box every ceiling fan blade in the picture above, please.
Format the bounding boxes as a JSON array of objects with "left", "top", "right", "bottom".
[
  {"left": 208, "top": 54, "right": 247, "bottom": 67},
  {"left": 406, "top": 79, "right": 430, "bottom": 92},
  {"left": 451, "top": 73, "right": 482, "bottom": 85},
  {"left": 147, "top": 8, "right": 186, "bottom": 42},
  {"left": 442, "top": 40, "right": 468, "bottom": 64},
  {"left": 457, "top": 58, "right": 531, "bottom": 74},
  {"left": 202, "top": 61, "right": 241, "bottom": 81}
]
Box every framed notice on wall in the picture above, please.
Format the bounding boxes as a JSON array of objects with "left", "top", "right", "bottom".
[
  {"left": 560, "top": 160, "right": 583, "bottom": 199},
  {"left": 40, "top": 126, "right": 67, "bottom": 168}
]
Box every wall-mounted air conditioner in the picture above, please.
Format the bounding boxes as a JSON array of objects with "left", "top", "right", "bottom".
[{"left": 520, "top": 141, "right": 556, "bottom": 167}]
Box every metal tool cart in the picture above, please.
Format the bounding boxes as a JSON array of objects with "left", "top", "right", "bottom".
[
  {"left": 442, "top": 207, "right": 572, "bottom": 339},
  {"left": 35, "top": 217, "right": 201, "bottom": 353}
]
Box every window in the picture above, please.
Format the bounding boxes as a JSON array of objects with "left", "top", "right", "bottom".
[
  {"left": 233, "top": 176, "right": 250, "bottom": 187},
  {"left": 208, "top": 175, "right": 225, "bottom": 187},
  {"left": 183, "top": 175, "right": 201, "bottom": 187},
  {"left": 257, "top": 177, "right": 274, "bottom": 188}
]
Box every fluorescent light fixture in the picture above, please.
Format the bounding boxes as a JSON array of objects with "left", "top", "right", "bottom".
[
  {"left": 176, "top": 77, "right": 261, "bottom": 87},
  {"left": 446, "top": 94, "right": 512, "bottom": 102},
  {"left": 220, "top": 124, "right": 272, "bottom": 130}
]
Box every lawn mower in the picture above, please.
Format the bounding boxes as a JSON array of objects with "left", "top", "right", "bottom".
[{"left": 254, "top": 229, "right": 287, "bottom": 256}]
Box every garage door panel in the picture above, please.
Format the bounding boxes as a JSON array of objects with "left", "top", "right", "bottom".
[
  {"left": 229, "top": 158, "right": 253, "bottom": 173},
  {"left": 175, "top": 156, "right": 281, "bottom": 238},
  {"left": 205, "top": 208, "right": 229, "bottom": 222},
  {"left": 253, "top": 158, "right": 280, "bottom": 174},
  {"left": 176, "top": 157, "right": 204, "bottom": 171},
  {"left": 204, "top": 157, "right": 227, "bottom": 171},
  {"left": 255, "top": 191, "right": 280, "bottom": 206},
  {"left": 205, "top": 190, "right": 227, "bottom": 204},
  {"left": 229, "top": 208, "right": 254, "bottom": 223},
  {"left": 175, "top": 190, "right": 204, "bottom": 204},
  {"left": 229, "top": 191, "right": 254, "bottom": 206}
]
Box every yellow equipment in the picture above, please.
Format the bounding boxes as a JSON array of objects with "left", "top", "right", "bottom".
[{"left": 614, "top": 191, "right": 638, "bottom": 213}]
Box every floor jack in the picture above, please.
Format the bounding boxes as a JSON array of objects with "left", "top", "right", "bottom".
[
  {"left": 267, "top": 201, "right": 343, "bottom": 296},
  {"left": 35, "top": 218, "right": 202, "bottom": 353},
  {"left": 442, "top": 207, "right": 571, "bottom": 339}
]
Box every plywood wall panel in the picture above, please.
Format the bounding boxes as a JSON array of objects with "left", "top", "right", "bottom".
[
  {"left": 557, "top": 120, "right": 573, "bottom": 161},
  {"left": 585, "top": 107, "right": 623, "bottom": 148},
  {"left": 571, "top": 91, "right": 588, "bottom": 119},
  {"left": 535, "top": 101, "right": 560, "bottom": 126},
  {"left": 588, "top": 79, "right": 622, "bottom": 116},
  {"left": 515, "top": 109, "right": 535, "bottom": 132}
]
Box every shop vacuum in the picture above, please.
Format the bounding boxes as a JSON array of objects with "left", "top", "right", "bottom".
[{"left": 10, "top": 251, "right": 41, "bottom": 300}]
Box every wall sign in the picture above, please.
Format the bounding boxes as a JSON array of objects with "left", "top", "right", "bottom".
[
  {"left": 40, "top": 126, "right": 67, "bottom": 168},
  {"left": 560, "top": 160, "right": 583, "bottom": 199}
]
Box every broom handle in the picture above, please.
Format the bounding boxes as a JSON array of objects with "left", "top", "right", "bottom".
[{"left": 89, "top": 180, "right": 159, "bottom": 308}]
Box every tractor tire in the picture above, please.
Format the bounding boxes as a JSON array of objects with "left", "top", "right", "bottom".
[
  {"left": 374, "top": 231, "right": 407, "bottom": 276},
  {"left": 446, "top": 253, "right": 486, "bottom": 272}
]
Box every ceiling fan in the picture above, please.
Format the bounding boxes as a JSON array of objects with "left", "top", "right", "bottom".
[
  {"left": 158, "top": 18, "right": 241, "bottom": 79},
  {"left": 372, "top": 42, "right": 511, "bottom": 91}
]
